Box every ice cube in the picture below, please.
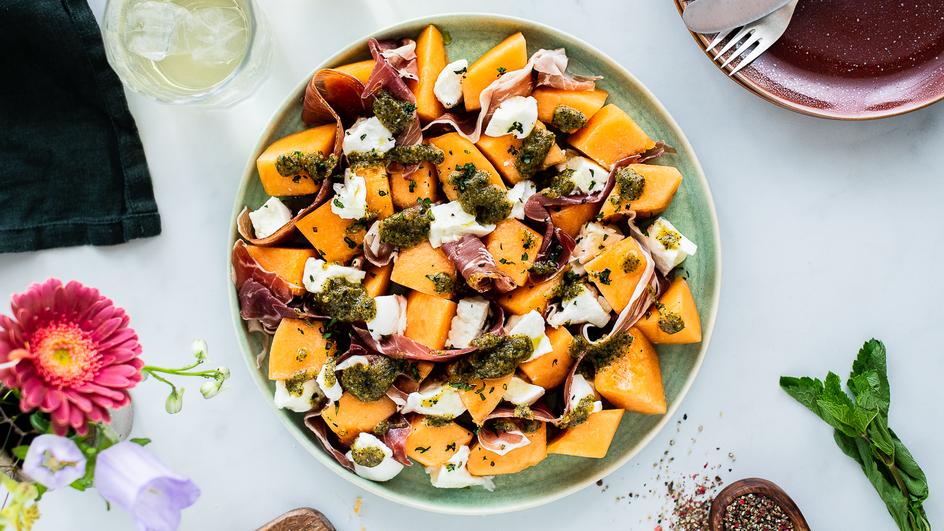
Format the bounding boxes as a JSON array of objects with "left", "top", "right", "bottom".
[
  {"left": 123, "top": 0, "right": 190, "bottom": 61},
  {"left": 183, "top": 7, "right": 248, "bottom": 64}
]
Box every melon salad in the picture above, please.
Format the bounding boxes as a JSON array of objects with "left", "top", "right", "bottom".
[{"left": 232, "top": 26, "right": 703, "bottom": 490}]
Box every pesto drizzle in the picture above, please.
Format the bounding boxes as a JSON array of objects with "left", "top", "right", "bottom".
[
  {"left": 449, "top": 163, "right": 512, "bottom": 225},
  {"left": 313, "top": 278, "right": 377, "bottom": 323}
]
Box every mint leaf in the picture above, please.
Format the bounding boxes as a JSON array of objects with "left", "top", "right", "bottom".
[
  {"left": 816, "top": 372, "right": 875, "bottom": 436},
  {"left": 779, "top": 376, "right": 823, "bottom": 413},
  {"left": 130, "top": 437, "right": 152, "bottom": 447},
  {"left": 851, "top": 339, "right": 890, "bottom": 413}
]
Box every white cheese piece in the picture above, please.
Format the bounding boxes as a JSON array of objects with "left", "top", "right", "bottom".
[
  {"left": 315, "top": 360, "right": 342, "bottom": 403},
  {"left": 402, "top": 383, "right": 467, "bottom": 418},
  {"left": 273, "top": 378, "right": 317, "bottom": 413},
  {"left": 572, "top": 222, "right": 624, "bottom": 265},
  {"left": 346, "top": 433, "right": 404, "bottom": 482},
  {"left": 248, "top": 197, "right": 292, "bottom": 239},
  {"left": 433, "top": 59, "right": 468, "bottom": 109},
  {"left": 367, "top": 295, "right": 407, "bottom": 339},
  {"left": 556, "top": 156, "right": 608, "bottom": 195},
  {"left": 507, "top": 180, "right": 536, "bottom": 220},
  {"left": 569, "top": 373, "right": 603, "bottom": 414},
  {"left": 342, "top": 116, "right": 396, "bottom": 156},
  {"left": 546, "top": 284, "right": 612, "bottom": 328},
  {"left": 331, "top": 169, "right": 369, "bottom": 220},
  {"left": 645, "top": 217, "right": 697, "bottom": 275},
  {"left": 503, "top": 376, "right": 545, "bottom": 406},
  {"left": 507, "top": 310, "right": 553, "bottom": 362},
  {"left": 446, "top": 297, "right": 490, "bottom": 348},
  {"left": 302, "top": 258, "right": 366, "bottom": 294},
  {"left": 335, "top": 355, "right": 369, "bottom": 372},
  {"left": 427, "top": 445, "right": 495, "bottom": 491},
  {"left": 484, "top": 96, "right": 538, "bottom": 139},
  {"left": 428, "top": 201, "right": 496, "bottom": 248}
]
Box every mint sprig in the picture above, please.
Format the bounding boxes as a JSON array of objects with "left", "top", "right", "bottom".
[{"left": 780, "top": 339, "right": 930, "bottom": 531}]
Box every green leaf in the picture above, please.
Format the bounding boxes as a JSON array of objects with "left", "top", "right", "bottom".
[
  {"left": 852, "top": 436, "right": 913, "bottom": 531},
  {"left": 890, "top": 433, "right": 929, "bottom": 502},
  {"left": 833, "top": 430, "right": 862, "bottom": 464},
  {"left": 816, "top": 372, "right": 875, "bottom": 436},
  {"left": 29, "top": 411, "right": 51, "bottom": 434},
  {"left": 866, "top": 415, "right": 895, "bottom": 458},
  {"left": 779, "top": 375, "right": 824, "bottom": 413},
  {"left": 11, "top": 445, "right": 29, "bottom": 460},
  {"left": 851, "top": 339, "right": 890, "bottom": 413},
  {"left": 130, "top": 437, "right": 152, "bottom": 447}
]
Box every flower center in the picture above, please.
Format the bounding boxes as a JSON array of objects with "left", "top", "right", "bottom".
[
  {"left": 42, "top": 450, "right": 78, "bottom": 473},
  {"left": 29, "top": 322, "right": 101, "bottom": 388}
]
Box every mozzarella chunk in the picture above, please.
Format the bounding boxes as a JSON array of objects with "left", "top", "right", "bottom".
[
  {"left": 572, "top": 223, "right": 624, "bottom": 265},
  {"left": 342, "top": 116, "right": 395, "bottom": 156},
  {"left": 428, "top": 201, "right": 496, "bottom": 248},
  {"left": 446, "top": 297, "right": 490, "bottom": 348},
  {"left": 433, "top": 59, "right": 468, "bottom": 109},
  {"left": 547, "top": 284, "right": 612, "bottom": 328},
  {"left": 273, "top": 378, "right": 317, "bottom": 413},
  {"left": 335, "top": 355, "right": 369, "bottom": 372},
  {"left": 302, "top": 258, "right": 366, "bottom": 294},
  {"left": 248, "top": 197, "right": 292, "bottom": 239},
  {"left": 427, "top": 445, "right": 495, "bottom": 491},
  {"left": 484, "top": 96, "right": 538, "bottom": 139},
  {"left": 503, "top": 376, "right": 545, "bottom": 406},
  {"left": 569, "top": 373, "right": 603, "bottom": 414},
  {"left": 645, "top": 217, "right": 697, "bottom": 275},
  {"left": 556, "top": 156, "right": 608, "bottom": 194},
  {"left": 367, "top": 295, "right": 407, "bottom": 339},
  {"left": 506, "top": 310, "right": 553, "bottom": 362},
  {"left": 507, "top": 180, "right": 536, "bottom": 220},
  {"left": 315, "top": 359, "right": 342, "bottom": 403},
  {"left": 346, "top": 433, "right": 404, "bottom": 482},
  {"left": 402, "top": 383, "right": 467, "bottom": 418},
  {"left": 331, "top": 169, "right": 369, "bottom": 220}
]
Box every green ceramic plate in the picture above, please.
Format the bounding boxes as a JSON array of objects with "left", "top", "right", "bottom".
[{"left": 228, "top": 13, "right": 721, "bottom": 515}]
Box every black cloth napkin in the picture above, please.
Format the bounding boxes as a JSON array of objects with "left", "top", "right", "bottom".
[{"left": 0, "top": 0, "right": 161, "bottom": 253}]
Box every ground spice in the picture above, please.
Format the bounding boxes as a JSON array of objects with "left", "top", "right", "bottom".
[{"left": 722, "top": 494, "right": 795, "bottom": 531}]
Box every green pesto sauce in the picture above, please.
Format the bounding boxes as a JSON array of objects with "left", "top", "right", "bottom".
[
  {"left": 570, "top": 330, "right": 634, "bottom": 371},
  {"left": 321, "top": 358, "right": 337, "bottom": 388},
  {"left": 449, "top": 164, "right": 512, "bottom": 225},
  {"left": 425, "top": 272, "right": 455, "bottom": 295},
  {"left": 557, "top": 395, "right": 596, "bottom": 429},
  {"left": 656, "top": 227, "right": 682, "bottom": 250},
  {"left": 347, "top": 151, "right": 387, "bottom": 169},
  {"left": 469, "top": 333, "right": 534, "bottom": 379},
  {"left": 284, "top": 371, "right": 312, "bottom": 396},
  {"left": 351, "top": 446, "right": 385, "bottom": 467},
  {"left": 373, "top": 419, "right": 391, "bottom": 437},
  {"left": 372, "top": 90, "right": 416, "bottom": 136},
  {"left": 541, "top": 169, "right": 577, "bottom": 199},
  {"left": 529, "top": 260, "right": 559, "bottom": 276},
  {"left": 379, "top": 203, "right": 431, "bottom": 249},
  {"left": 275, "top": 151, "right": 338, "bottom": 182},
  {"left": 622, "top": 254, "right": 641, "bottom": 273},
  {"left": 554, "top": 270, "right": 585, "bottom": 302},
  {"left": 424, "top": 415, "right": 456, "bottom": 427},
  {"left": 339, "top": 356, "right": 400, "bottom": 402},
  {"left": 656, "top": 303, "right": 686, "bottom": 334},
  {"left": 514, "top": 128, "right": 555, "bottom": 180},
  {"left": 314, "top": 278, "right": 377, "bottom": 323},
  {"left": 551, "top": 105, "right": 588, "bottom": 133},
  {"left": 614, "top": 167, "right": 645, "bottom": 203},
  {"left": 388, "top": 144, "right": 445, "bottom": 165},
  {"left": 514, "top": 403, "right": 534, "bottom": 419}
]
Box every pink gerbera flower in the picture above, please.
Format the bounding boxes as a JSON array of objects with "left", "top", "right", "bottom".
[{"left": 0, "top": 279, "right": 143, "bottom": 435}]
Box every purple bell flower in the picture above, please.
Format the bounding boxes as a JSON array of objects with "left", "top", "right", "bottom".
[
  {"left": 94, "top": 441, "right": 200, "bottom": 531},
  {"left": 22, "top": 434, "right": 87, "bottom": 489}
]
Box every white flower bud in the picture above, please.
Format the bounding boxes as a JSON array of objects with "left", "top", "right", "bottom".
[
  {"left": 200, "top": 380, "right": 223, "bottom": 399},
  {"left": 165, "top": 387, "right": 184, "bottom": 414},
  {"left": 191, "top": 339, "right": 208, "bottom": 362}
]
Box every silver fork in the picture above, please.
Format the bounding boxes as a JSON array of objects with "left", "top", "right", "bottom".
[{"left": 705, "top": 0, "right": 799, "bottom": 76}]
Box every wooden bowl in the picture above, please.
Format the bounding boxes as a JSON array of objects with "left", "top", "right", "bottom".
[{"left": 708, "top": 478, "right": 810, "bottom": 531}]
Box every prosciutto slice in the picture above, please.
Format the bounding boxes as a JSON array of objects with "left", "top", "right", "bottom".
[
  {"left": 363, "top": 39, "right": 418, "bottom": 103},
  {"left": 304, "top": 414, "right": 354, "bottom": 471},
  {"left": 476, "top": 404, "right": 558, "bottom": 452},
  {"left": 441, "top": 235, "right": 516, "bottom": 293},
  {"left": 303, "top": 67, "right": 368, "bottom": 127},
  {"left": 351, "top": 327, "right": 477, "bottom": 362},
  {"left": 232, "top": 240, "right": 296, "bottom": 300},
  {"left": 236, "top": 180, "right": 333, "bottom": 249},
  {"left": 382, "top": 413, "right": 413, "bottom": 466}
]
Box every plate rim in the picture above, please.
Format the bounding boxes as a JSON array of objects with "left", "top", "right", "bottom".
[
  {"left": 672, "top": 0, "right": 944, "bottom": 120},
  {"left": 227, "top": 11, "right": 723, "bottom": 515}
]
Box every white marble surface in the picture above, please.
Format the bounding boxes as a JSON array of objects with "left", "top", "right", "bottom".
[{"left": 5, "top": 0, "right": 943, "bottom": 529}]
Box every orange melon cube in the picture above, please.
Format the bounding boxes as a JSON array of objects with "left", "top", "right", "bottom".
[
  {"left": 390, "top": 241, "right": 456, "bottom": 298},
  {"left": 636, "top": 277, "right": 702, "bottom": 344},
  {"left": 390, "top": 161, "right": 440, "bottom": 210},
  {"left": 549, "top": 202, "right": 601, "bottom": 238},
  {"left": 463, "top": 32, "right": 528, "bottom": 112},
  {"left": 483, "top": 219, "right": 543, "bottom": 287},
  {"left": 321, "top": 392, "right": 397, "bottom": 445},
  {"left": 295, "top": 201, "right": 366, "bottom": 263},
  {"left": 334, "top": 59, "right": 374, "bottom": 84},
  {"left": 410, "top": 25, "right": 447, "bottom": 122},
  {"left": 428, "top": 133, "right": 505, "bottom": 200},
  {"left": 594, "top": 328, "right": 666, "bottom": 415},
  {"left": 547, "top": 409, "right": 624, "bottom": 458},
  {"left": 256, "top": 124, "right": 336, "bottom": 196},
  {"left": 245, "top": 246, "right": 315, "bottom": 295},
  {"left": 354, "top": 164, "right": 394, "bottom": 220},
  {"left": 519, "top": 326, "right": 575, "bottom": 389},
  {"left": 459, "top": 375, "right": 512, "bottom": 425},
  {"left": 467, "top": 423, "right": 547, "bottom": 475},
  {"left": 496, "top": 275, "right": 562, "bottom": 315},
  {"left": 267, "top": 318, "right": 336, "bottom": 380},
  {"left": 406, "top": 417, "right": 474, "bottom": 467},
  {"left": 363, "top": 262, "right": 393, "bottom": 298},
  {"left": 476, "top": 121, "right": 566, "bottom": 184},
  {"left": 585, "top": 236, "right": 647, "bottom": 313},
  {"left": 599, "top": 164, "right": 683, "bottom": 220},
  {"left": 404, "top": 290, "right": 458, "bottom": 350},
  {"left": 568, "top": 104, "right": 656, "bottom": 169},
  {"left": 534, "top": 87, "right": 609, "bottom": 129}
]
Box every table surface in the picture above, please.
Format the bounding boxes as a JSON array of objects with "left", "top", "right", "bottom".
[{"left": 9, "top": 0, "right": 943, "bottom": 529}]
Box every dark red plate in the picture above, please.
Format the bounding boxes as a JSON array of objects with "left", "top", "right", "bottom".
[{"left": 676, "top": 0, "right": 944, "bottom": 119}]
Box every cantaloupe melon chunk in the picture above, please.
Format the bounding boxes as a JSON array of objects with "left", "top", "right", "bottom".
[
  {"left": 256, "top": 124, "right": 336, "bottom": 196},
  {"left": 534, "top": 87, "right": 609, "bottom": 127},
  {"left": 428, "top": 133, "right": 505, "bottom": 200},
  {"left": 406, "top": 417, "right": 474, "bottom": 467},
  {"left": 390, "top": 240, "right": 456, "bottom": 298},
  {"left": 459, "top": 375, "right": 512, "bottom": 425},
  {"left": 321, "top": 392, "right": 397, "bottom": 445},
  {"left": 245, "top": 246, "right": 315, "bottom": 295},
  {"left": 363, "top": 262, "right": 393, "bottom": 298},
  {"left": 267, "top": 318, "right": 335, "bottom": 380},
  {"left": 547, "top": 409, "right": 624, "bottom": 458},
  {"left": 483, "top": 219, "right": 543, "bottom": 287},
  {"left": 594, "top": 328, "right": 666, "bottom": 415},
  {"left": 404, "top": 290, "right": 458, "bottom": 350},
  {"left": 334, "top": 59, "right": 374, "bottom": 84},
  {"left": 467, "top": 423, "right": 547, "bottom": 475},
  {"left": 636, "top": 277, "right": 702, "bottom": 344},
  {"left": 295, "top": 201, "right": 366, "bottom": 263},
  {"left": 390, "top": 161, "right": 440, "bottom": 210},
  {"left": 599, "top": 164, "right": 682, "bottom": 220},
  {"left": 410, "top": 25, "right": 447, "bottom": 122},
  {"left": 568, "top": 104, "right": 656, "bottom": 169},
  {"left": 549, "top": 202, "right": 601, "bottom": 238},
  {"left": 353, "top": 164, "right": 394, "bottom": 220},
  {"left": 496, "top": 275, "right": 562, "bottom": 315},
  {"left": 585, "top": 236, "right": 647, "bottom": 313},
  {"left": 476, "top": 121, "right": 566, "bottom": 184},
  {"left": 519, "top": 326, "right": 574, "bottom": 389},
  {"left": 463, "top": 32, "right": 528, "bottom": 112}
]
